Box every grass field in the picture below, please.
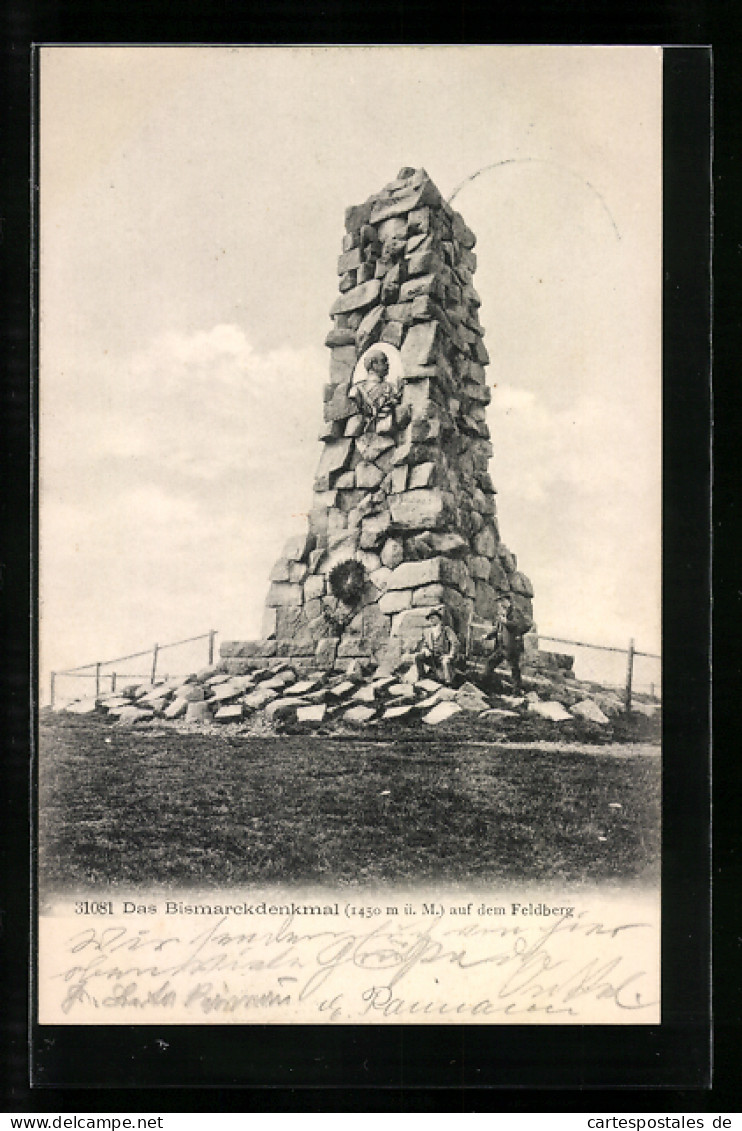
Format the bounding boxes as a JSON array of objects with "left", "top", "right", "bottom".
[{"left": 38, "top": 713, "right": 660, "bottom": 892}]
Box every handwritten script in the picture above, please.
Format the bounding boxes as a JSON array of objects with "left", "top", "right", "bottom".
[{"left": 39, "top": 896, "right": 660, "bottom": 1024}]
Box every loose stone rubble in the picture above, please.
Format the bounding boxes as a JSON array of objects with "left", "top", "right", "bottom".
[{"left": 59, "top": 658, "right": 660, "bottom": 736}]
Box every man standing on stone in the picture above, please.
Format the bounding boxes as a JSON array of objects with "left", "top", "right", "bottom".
[
  {"left": 350, "top": 349, "right": 400, "bottom": 433},
  {"left": 483, "top": 595, "right": 525, "bottom": 694},
  {"left": 407, "top": 607, "right": 460, "bottom": 685}
]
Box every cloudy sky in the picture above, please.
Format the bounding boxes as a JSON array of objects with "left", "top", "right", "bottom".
[{"left": 40, "top": 46, "right": 662, "bottom": 698}]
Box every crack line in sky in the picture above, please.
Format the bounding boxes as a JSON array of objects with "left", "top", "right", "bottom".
[{"left": 447, "top": 157, "right": 622, "bottom": 241}]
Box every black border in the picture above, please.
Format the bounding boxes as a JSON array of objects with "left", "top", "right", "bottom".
[{"left": 1, "top": 9, "right": 725, "bottom": 1111}]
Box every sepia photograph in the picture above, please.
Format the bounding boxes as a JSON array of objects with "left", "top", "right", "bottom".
[{"left": 37, "top": 45, "right": 663, "bottom": 1026}]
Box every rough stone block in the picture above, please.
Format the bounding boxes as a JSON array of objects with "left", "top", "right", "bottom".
[
  {"left": 355, "top": 461, "right": 385, "bottom": 490},
  {"left": 345, "top": 200, "right": 374, "bottom": 233},
  {"left": 380, "top": 536, "right": 404, "bottom": 569},
  {"left": 185, "top": 701, "right": 211, "bottom": 723},
  {"left": 265, "top": 696, "right": 309, "bottom": 722},
  {"left": 316, "top": 438, "right": 353, "bottom": 482},
  {"left": 356, "top": 305, "right": 385, "bottom": 354},
  {"left": 64, "top": 698, "right": 101, "bottom": 715},
  {"left": 215, "top": 703, "right": 244, "bottom": 723},
  {"left": 411, "top": 583, "right": 457, "bottom": 608},
  {"left": 289, "top": 561, "right": 308, "bottom": 583},
  {"left": 330, "top": 345, "right": 358, "bottom": 382},
  {"left": 423, "top": 702, "right": 463, "bottom": 726},
  {"left": 399, "top": 274, "right": 444, "bottom": 303},
  {"left": 163, "top": 698, "right": 188, "bottom": 720},
  {"left": 304, "top": 575, "right": 326, "bottom": 602},
  {"left": 359, "top": 512, "right": 391, "bottom": 549},
  {"left": 454, "top": 681, "right": 490, "bottom": 712},
  {"left": 509, "top": 570, "right": 534, "bottom": 597},
  {"left": 211, "top": 683, "right": 244, "bottom": 703},
  {"left": 354, "top": 433, "right": 394, "bottom": 462},
  {"left": 380, "top": 321, "right": 405, "bottom": 348},
  {"left": 324, "top": 385, "right": 356, "bottom": 422},
  {"left": 474, "top": 580, "right": 498, "bottom": 621},
  {"left": 337, "top": 247, "right": 363, "bottom": 274},
  {"left": 498, "top": 545, "right": 517, "bottom": 573},
  {"left": 325, "top": 326, "right": 357, "bottom": 348},
  {"left": 382, "top": 704, "right": 418, "bottom": 721},
  {"left": 315, "top": 638, "right": 338, "bottom": 670},
  {"left": 389, "top": 465, "right": 408, "bottom": 494},
  {"left": 296, "top": 703, "right": 327, "bottom": 725},
  {"left": 269, "top": 557, "right": 291, "bottom": 582},
  {"left": 266, "top": 582, "right": 303, "bottom": 608},
  {"left": 408, "top": 461, "right": 437, "bottom": 489},
  {"left": 342, "top": 704, "right": 378, "bottom": 724},
  {"left": 379, "top": 589, "right": 413, "bottom": 615},
  {"left": 570, "top": 700, "right": 610, "bottom": 725},
  {"left": 357, "top": 550, "right": 382, "bottom": 574},
  {"left": 469, "top": 555, "right": 491, "bottom": 581},
  {"left": 474, "top": 526, "right": 498, "bottom": 558},
  {"left": 527, "top": 700, "right": 572, "bottom": 722},
  {"left": 330, "top": 279, "right": 382, "bottom": 316},
  {"left": 489, "top": 559, "right": 509, "bottom": 591},
  {"left": 385, "top": 301, "right": 414, "bottom": 325},
  {"left": 389, "top": 488, "right": 448, "bottom": 530},
  {"left": 244, "top": 686, "right": 279, "bottom": 710},
  {"left": 377, "top": 214, "right": 408, "bottom": 241},
  {"left": 387, "top": 556, "right": 465, "bottom": 591},
  {"left": 472, "top": 337, "right": 490, "bottom": 365},
  {"left": 407, "top": 249, "right": 445, "bottom": 277}
]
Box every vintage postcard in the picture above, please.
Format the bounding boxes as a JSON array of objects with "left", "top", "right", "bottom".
[{"left": 37, "top": 45, "right": 663, "bottom": 1027}]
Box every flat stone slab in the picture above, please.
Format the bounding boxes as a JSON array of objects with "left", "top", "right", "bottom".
[
  {"left": 211, "top": 683, "right": 244, "bottom": 703},
  {"left": 326, "top": 680, "right": 358, "bottom": 700},
  {"left": 185, "top": 701, "right": 212, "bottom": 722},
  {"left": 176, "top": 685, "right": 206, "bottom": 702},
  {"left": 570, "top": 700, "right": 610, "bottom": 725},
  {"left": 527, "top": 700, "right": 573, "bottom": 722},
  {"left": 382, "top": 704, "right": 418, "bottom": 721},
  {"left": 244, "top": 686, "right": 279, "bottom": 710},
  {"left": 342, "top": 704, "right": 378, "bottom": 724},
  {"left": 291, "top": 678, "right": 324, "bottom": 696},
  {"left": 116, "top": 706, "right": 155, "bottom": 724},
  {"left": 63, "top": 698, "right": 100, "bottom": 715},
  {"left": 454, "top": 682, "right": 491, "bottom": 712},
  {"left": 416, "top": 678, "right": 445, "bottom": 694},
  {"left": 265, "top": 696, "right": 310, "bottom": 721},
  {"left": 423, "top": 702, "right": 463, "bottom": 726},
  {"left": 99, "top": 696, "right": 132, "bottom": 710},
  {"left": 388, "top": 683, "right": 416, "bottom": 699},
  {"left": 163, "top": 699, "right": 188, "bottom": 720},
  {"left": 479, "top": 707, "right": 519, "bottom": 719},
  {"left": 215, "top": 703, "right": 244, "bottom": 723},
  {"left": 296, "top": 704, "right": 327, "bottom": 725}
]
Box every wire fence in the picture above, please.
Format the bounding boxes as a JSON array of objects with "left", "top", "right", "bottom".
[
  {"left": 50, "top": 631, "right": 218, "bottom": 710},
  {"left": 536, "top": 633, "right": 661, "bottom": 710}
]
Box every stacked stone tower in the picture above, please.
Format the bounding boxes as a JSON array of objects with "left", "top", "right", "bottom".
[{"left": 232, "top": 168, "right": 534, "bottom": 673}]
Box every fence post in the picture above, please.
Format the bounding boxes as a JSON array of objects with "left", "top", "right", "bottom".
[
  {"left": 208, "top": 629, "right": 216, "bottom": 666},
  {"left": 50, "top": 672, "right": 56, "bottom": 710},
  {"left": 111, "top": 672, "right": 117, "bottom": 693},
  {"left": 95, "top": 662, "right": 102, "bottom": 701},
  {"left": 625, "top": 638, "right": 635, "bottom": 714},
  {"left": 151, "top": 644, "right": 159, "bottom": 685}
]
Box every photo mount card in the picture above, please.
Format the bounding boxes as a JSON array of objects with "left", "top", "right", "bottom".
[{"left": 28, "top": 43, "right": 711, "bottom": 1090}]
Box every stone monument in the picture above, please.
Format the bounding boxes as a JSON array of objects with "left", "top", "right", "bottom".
[{"left": 222, "top": 167, "right": 534, "bottom": 674}]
